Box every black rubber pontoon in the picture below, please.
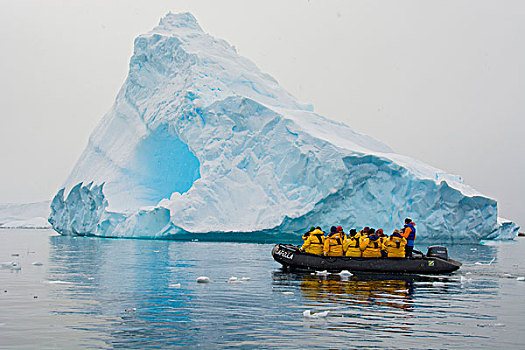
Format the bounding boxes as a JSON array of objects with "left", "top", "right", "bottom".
[{"left": 272, "top": 244, "right": 461, "bottom": 274}]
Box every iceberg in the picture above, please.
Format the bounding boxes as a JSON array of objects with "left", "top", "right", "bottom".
[
  {"left": 0, "top": 201, "right": 51, "bottom": 229},
  {"left": 49, "top": 13, "right": 518, "bottom": 242}
]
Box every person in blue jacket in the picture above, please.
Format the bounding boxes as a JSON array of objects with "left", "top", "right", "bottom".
[{"left": 401, "top": 218, "right": 416, "bottom": 258}]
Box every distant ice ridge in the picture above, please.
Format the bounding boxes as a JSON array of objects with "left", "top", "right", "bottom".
[
  {"left": 0, "top": 201, "right": 51, "bottom": 229},
  {"left": 49, "top": 13, "right": 519, "bottom": 241}
]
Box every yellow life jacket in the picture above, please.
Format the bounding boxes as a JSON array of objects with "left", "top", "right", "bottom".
[
  {"left": 324, "top": 233, "right": 344, "bottom": 256},
  {"left": 384, "top": 235, "right": 407, "bottom": 258},
  {"left": 360, "top": 236, "right": 382, "bottom": 258},
  {"left": 343, "top": 236, "right": 362, "bottom": 257},
  {"left": 301, "top": 229, "right": 325, "bottom": 255}
]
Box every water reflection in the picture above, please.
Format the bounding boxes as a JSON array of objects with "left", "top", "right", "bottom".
[
  {"left": 298, "top": 274, "right": 414, "bottom": 311},
  {"left": 41, "top": 234, "right": 521, "bottom": 349},
  {"left": 48, "top": 235, "right": 199, "bottom": 348}
]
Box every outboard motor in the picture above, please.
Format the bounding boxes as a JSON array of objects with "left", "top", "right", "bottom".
[{"left": 426, "top": 246, "right": 449, "bottom": 260}]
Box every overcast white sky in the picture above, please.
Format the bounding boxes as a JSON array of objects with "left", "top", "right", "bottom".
[{"left": 1, "top": 0, "right": 523, "bottom": 229}]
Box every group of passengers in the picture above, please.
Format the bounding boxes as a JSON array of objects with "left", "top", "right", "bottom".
[{"left": 300, "top": 218, "right": 416, "bottom": 258}]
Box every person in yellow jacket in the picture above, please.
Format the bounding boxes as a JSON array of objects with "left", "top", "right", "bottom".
[
  {"left": 376, "top": 229, "right": 388, "bottom": 246},
  {"left": 300, "top": 227, "right": 325, "bottom": 255},
  {"left": 302, "top": 226, "right": 316, "bottom": 242},
  {"left": 343, "top": 229, "right": 362, "bottom": 257},
  {"left": 383, "top": 229, "right": 407, "bottom": 258},
  {"left": 324, "top": 226, "right": 344, "bottom": 256},
  {"left": 359, "top": 232, "right": 382, "bottom": 258},
  {"left": 336, "top": 226, "right": 346, "bottom": 240}
]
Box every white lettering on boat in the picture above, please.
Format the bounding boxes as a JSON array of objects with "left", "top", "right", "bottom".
[{"left": 275, "top": 249, "right": 294, "bottom": 260}]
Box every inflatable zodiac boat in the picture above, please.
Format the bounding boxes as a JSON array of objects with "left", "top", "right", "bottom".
[{"left": 272, "top": 244, "right": 461, "bottom": 274}]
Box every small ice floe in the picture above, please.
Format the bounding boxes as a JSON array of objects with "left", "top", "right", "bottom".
[
  {"left": 192, "top": 239, "right": 199, "bottom": 242},
  {"left": 125, "top": 308, "right": 136, "bottom": 313},
  {"left": 32, "top": 262, "right": 43, "bottom": 266},
  {"left": 503, "top": 273, "right": 513, "bottom": 278},
  {"left": 241, "top": 277, "right": 250, "bottom": 281},
  {"left": 432, "top": 281, "right": 446, "bottom": 287},
  {"left": 282, "top": 292, "right": 294, "bottom": 295},
  {"left": 315, "top": 270, "right": 329, "bottom": 276},
  {"left": 45, "top": 280, "right": 72, "bottom": 284},
  {"left": 227, "top": 277, "right": 243, "bottom": 284},
  {"left": 87, "top": 277, "right": 95, "bottom": 280},
  {"left": 516, "top": 277, "right": 525, "bottom": 281},
  {"left": 170, "top": 283, "right": 181, "bottom": 288},
  {"left": 1, "top": 262, "right": 15, "bottom": 269},
  {"left": 338, "top": 270, "right": 353, "bottom": 276},
  {"left": 477, "top": 323, "right": 505, "bottom": 328},
  {"left": 395, "top": 289, "right": 409, "bottom": 293},
  {"left": 196, "top": 276, "right": 212, "bottom": 283},
  {"left": 303, "top": 310, "right": 330, "bottom": 318},
  {"left": 470, "top": 248, "right": 477, "bottom": 251},
  {"left": 10, "top": 263, "right": 21, "bottom": 271},
  {"left": 475, "top": 257, "right": 496, "bottom": 266},
  {"left": 460, "top": 276, "right": 473, "bottom": 283},
  {"left": 153, "top": 250, "right": 160, "bottom": 253}
]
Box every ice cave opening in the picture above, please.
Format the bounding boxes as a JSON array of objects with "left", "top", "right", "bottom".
[{"left": 132, "top": 125, "right": 200, "bottom": 205}]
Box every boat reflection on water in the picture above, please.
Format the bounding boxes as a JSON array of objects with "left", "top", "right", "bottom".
[
  {"left": 299, "top": 274, "right": 415, "bottom": 311},
  {"left": 271, "top": 269, "right": 466, "bottom": 336},
  {"left": 273, "top": 270, "right": 418, "bottom": 311}
]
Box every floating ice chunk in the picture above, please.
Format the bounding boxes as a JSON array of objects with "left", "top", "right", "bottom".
[
  {"left": 303, "top": 310, "right": 330, "bottom": 318},
  {"left": 470, "top": 248, "right": 477, "bottom": 251},
  {"left": 475, "top": 257, "right": 496, "bottom": 266},
  {"left": 153, "top": 250, "right": 160, "bottom": 253},
  {"left": 477, "top": 323, "right": 505, "bottom": 328},
  {"left": 432, "top": 281, "right": 446, "bottom": 287},
  {"left": 516, "top": 277, "right": 525, "bottom": 281},
  {"left": 338, "top": 270, "right": 353, "bottom": 276},
  {"left": 32, "top": 262, "right": 43, "bottom": 266},
  {"left": 0, "top": 262, "right": 15, "bottom": 269},
  {"left": 170, "top": 283, "right": 182, "bottom": 288},
  {"left": 45, "top": 280, "right": 72, "bottom": 284},
  {"left": 125, "top": 308, "right": 137, "bottom": 312},
  {"left": 196, "top": 276, "right": 212, "bottom": 283},
  {"left": 503, "top": 273, "right": 513, "bottom": 278},
  {"left": 241, "top": 277, "right": 250, "bottom": 281},
  {"left": 227, "top": 277, "right": 244, "bottom": 284},
  {"left": 460, "top": 276, "right": 473, "bottom": 286},
  {"left": 282, "top": 292, "right": 294, "bottom": 295},
  {"left": 315, "top": 270, "right": 329, "bottom": 276},
  {"left": 11, "top": 263, "right": 21, "bottom": 271}
]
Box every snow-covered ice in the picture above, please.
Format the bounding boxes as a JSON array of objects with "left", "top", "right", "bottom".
[
  {"left": 338, "top": 270, "right": 353, "bottom": 276},
  {"left": 48, "top": 12, "right": 519, "bottom": 241},
  {"left": 0, "top": 201, "right": 51, "bottom": 229},
  {"left": 303, "top": 310, "right": 330, "bottom": 318},
  {"left": 196, "top": 276, "right": 212, "bottom": 283}
]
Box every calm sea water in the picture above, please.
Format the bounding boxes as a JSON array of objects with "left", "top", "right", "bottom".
[{"left": 1, "top": 229, "right": 525, "bottom": 349}]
